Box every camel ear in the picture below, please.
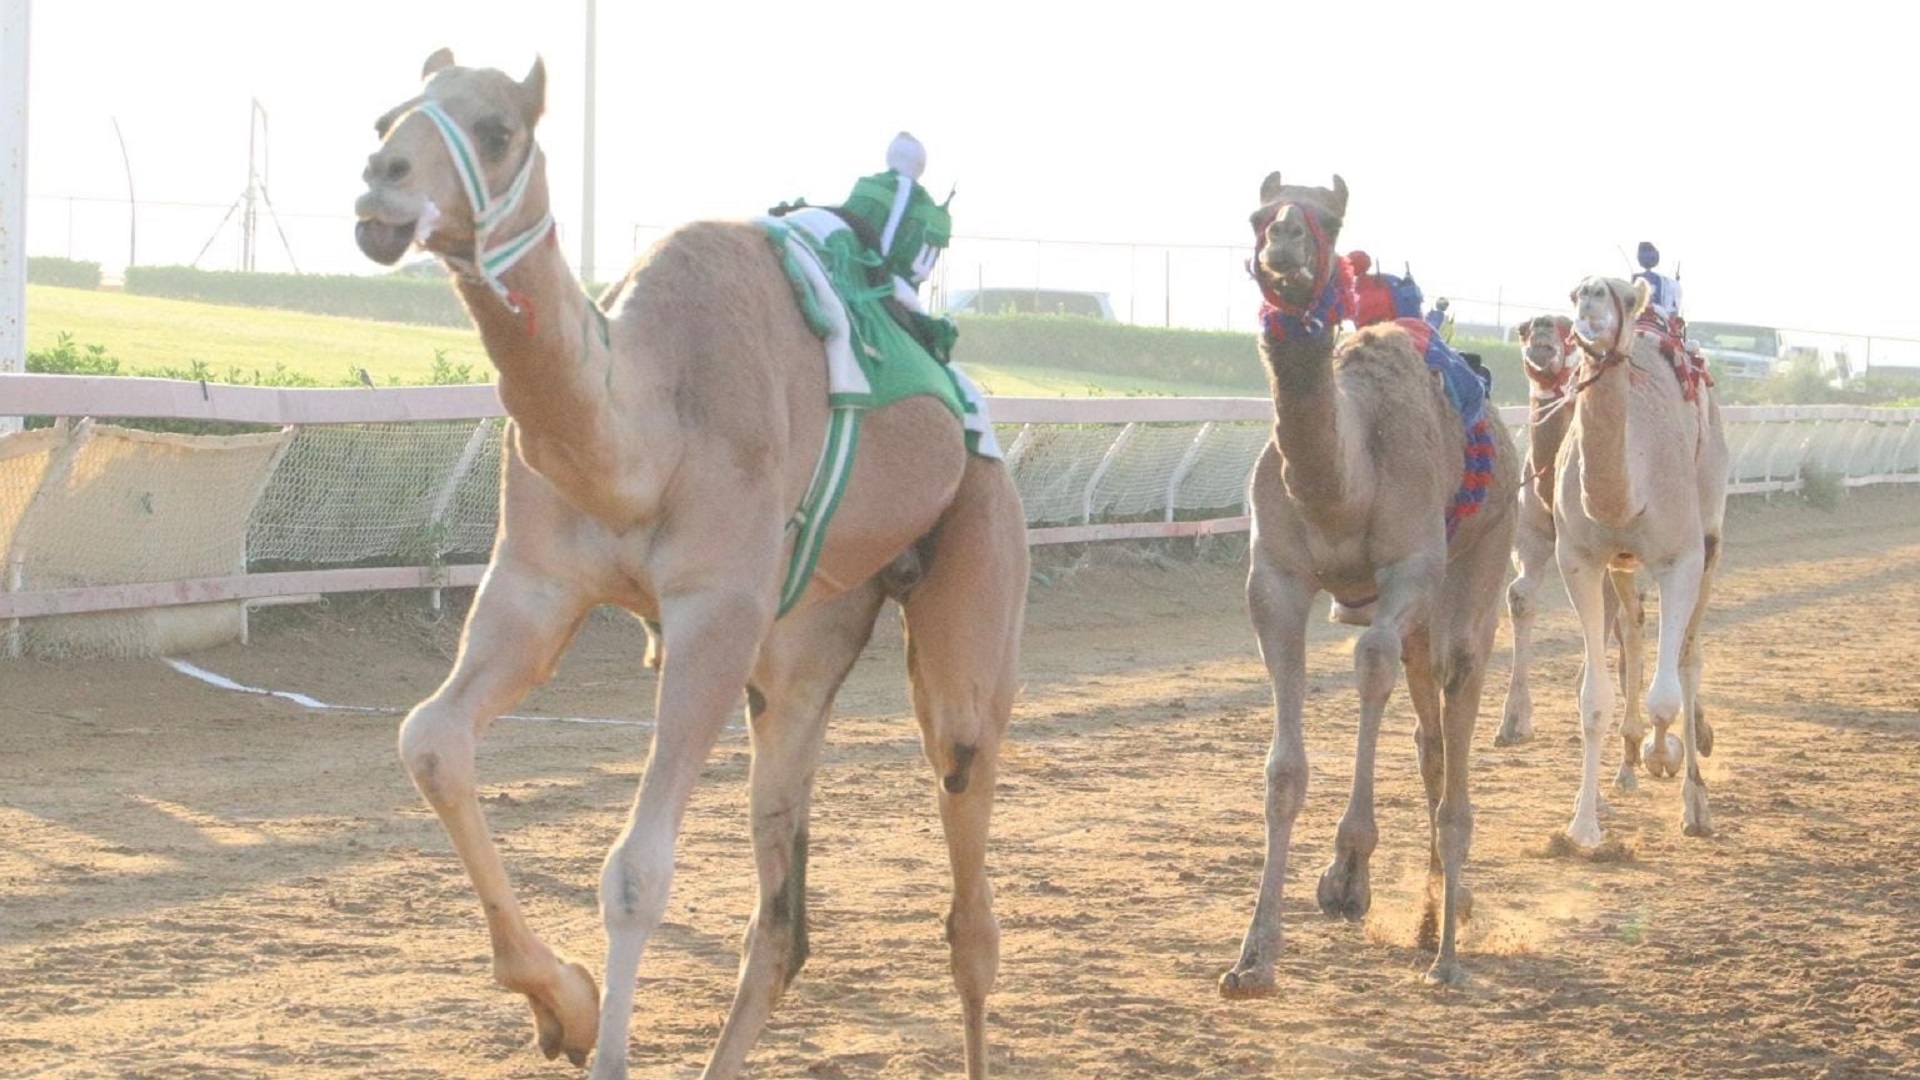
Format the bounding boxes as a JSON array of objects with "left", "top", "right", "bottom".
[
  {"left": 1555, "top": 315, "right": 1574, "bottom": 335},
  {"left": 516, "top": 56, "right": 547, "bottom": 128},
  {"left": 1628, "top": 277, "right": 1651, "bottom": 316},
  {"left": 421, "top": 48, "right": 456, "bottom": 80},
  {"left": 1259, "top": 171, "right": 1285, "bottom": 205},
  {"left": 1330, "top": 174, "right": 1348, "bottom": 219},
  {"left": 1515, "top": 317, "right": 1534, "bottom": 338}
]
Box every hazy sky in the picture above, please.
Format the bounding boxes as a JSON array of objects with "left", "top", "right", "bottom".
[{"left": 19, "top": 1, "right": 1916, "bottom": 348}]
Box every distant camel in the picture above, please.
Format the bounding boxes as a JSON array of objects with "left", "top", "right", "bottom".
[
  {"left": 1497, "top": 315, "right": 1651, "bottom": 790},
  {"left": 1221, "top": 173, "right": 1518, "bottom": 992},
  {"left": 353, "top": 51, "right": 1026, "bottom": 1079},
  {"left": 1555, "top": 278, "right": 1728, "bottom": 847}
]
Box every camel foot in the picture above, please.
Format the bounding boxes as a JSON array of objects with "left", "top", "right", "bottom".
[
  {"left": 1219, "top": 964, "right": 1278, "bottom": 1000},
  {"left": 529, "top": 959, "right": 599, "bottom": 1067},
  {"left": 1682, "top": 779, "right": 1714, "bottom": 838},
  {"left": 1641, "top": 732, "right": 1682, "bottom": 778},
  {"left": 1316, "top": 853, "right": 1372, "bottom": 921},
  {"left": 1612, "top": 764, "right": 1639, "bottom": 792},
  {"left": 1565, "top": 815, "right": 1604, "bottom": 852},
  {"left": 1423, "top": 956, "right": 1467, "bottom": 988},
  {"left": 1493, "top": 712, "right": 1533, "bottom": 748}
]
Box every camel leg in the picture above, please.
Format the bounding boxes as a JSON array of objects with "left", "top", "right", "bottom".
[
  {"left": 1423, "top": 540, "right": 1504, "bottom": 987},
  {"left": 1400, "top": 623, "right": 1458, "bottom": 954},
  {"left": 1645, "top": 549, "right": 1708, "bottom": 839},
  {"left": 397, "top": 561, "right": 601, "bottom": 1066},
  {"left": 1678, "top": 536, "right": 1720, "bottom": 835},
  {"left": 1687, "top": 536, "right": 1721, "bottom": 759},
  {"left": 1317, "top": 557, "right": 1436, "bottom": 922},
  {"left": 1497, "top": 501, "right": 1554, "bottom": 746},
  {"left": 1609, "top": 569, "right": 1650, "bottom": 789},
  {"left": 899, "top": 458, "right": 1027, "bottom": 1080},
  {"left": 700, "top": 582, "right": 887, "bottom": 1080},
  {"left": 1219, "top": 557, "right": 1315, "bottom": 999},
  {"left": 1558, "top": 549, "right": 1613, "bottom": 850},
  {"left": 591, "top": 584, "right": 775, "bottom": 1080}
]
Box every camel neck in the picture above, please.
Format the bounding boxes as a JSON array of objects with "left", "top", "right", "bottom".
[
  {"left": 460, "top": 234, "right": 614, "bottom": 444},
  {"left": 1262, "top": 328, "right": 1347, "bottom": 512},
  {"left": 1572, "top": 346, "right": 1637, "bottom": 528}
]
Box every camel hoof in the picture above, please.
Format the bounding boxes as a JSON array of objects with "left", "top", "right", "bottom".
[
  {"left": 1565, "top": 819, "right": 1604, "bottom": 852},
  {"left": 1641, "top": 732, "right": 1682, "bottom": 778},
  {"left": 1317, "top": 858, "right": 1371, "bottom": 921},
  {"left": 531, "top": 960, "right": 600, "bottom": 1065},
  {"left": 1219, "top": 966, "right": 1278, "bottom": 999},
  {"left": 1493, "top": 722, "right": 1532, "bottom": 748},
  {"left": 1683, "top": 821, "right": 1715, "bottom": 838},
  {"left": 1423, "top": 957, "right": 1467, "bottom": 988},
  {"left": 1612, "top": 766, "right": 1639, "bottom": 793},
  {"left": 1494, "top": 703, "right": 1533, "bottom": 747}
]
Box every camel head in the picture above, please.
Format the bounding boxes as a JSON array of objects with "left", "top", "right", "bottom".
[
  {"left": 1569, "top": 276, "right": 1650, "bottom": 357},
  {"left": 1516, "top": 313, "right": 1577, "bottom": 391},
  {"left": 1248, "top": 172, "right": 1348, "bottom": 310},
  {"left": 355, "top": 48, "right": 549, "bottom": 268}
]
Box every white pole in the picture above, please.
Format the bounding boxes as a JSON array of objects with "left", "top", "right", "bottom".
[
  {"left": 581, "top": 0, "right": 597, "bottom": 285},
  {"left": 1, "top": 0, "right": 30, "bottom": 437}
]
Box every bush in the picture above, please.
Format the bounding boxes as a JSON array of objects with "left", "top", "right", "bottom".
[
  {"left": 951, "top": 314, "right": 1267, "bottom": 393},
  {"left": 27, "top": 256, "right": 103, "bottom": 289},
  {"left": 950, "top": 315, "right": 1534, "bottom": 404}
]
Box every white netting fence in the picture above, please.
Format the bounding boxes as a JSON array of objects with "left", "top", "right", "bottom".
[
  {"left": 4, "top": 383, "right": 1920, "bottom": 659},
  {"left": 4, "top": 420, "right": 289, "bottom": 657}
]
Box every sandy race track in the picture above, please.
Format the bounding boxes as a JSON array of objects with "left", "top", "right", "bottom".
[{"left": 4, "top": 489, "right": 1919, "bottom": 1079}]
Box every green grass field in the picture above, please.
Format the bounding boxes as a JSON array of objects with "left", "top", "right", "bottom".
[
  {"left": 26, "top": 285, "right": 490, "bottom": 385},
  {"left": 25, "top": 285, "right": 1251, "bottom": 396}
]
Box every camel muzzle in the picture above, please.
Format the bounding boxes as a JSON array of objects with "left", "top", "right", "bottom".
[{"left": 356, "top": 218, "right": 416, "bottom": 265}]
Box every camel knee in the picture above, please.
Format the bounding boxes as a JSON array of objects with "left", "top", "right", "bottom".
[
  {"left": 945, "top": 888, "right": 1000, "bottom": 1000},
  {"left": 1441, "top": 647, "right": 1482, "bottom": 698},
  {"left": 1646, "top": 671, "right": 1684, "bottom": 725},
  {"left": 1264, "top": 747, "right": 1308, "bottom": 821},
  {"left": 600, "top": 830, "right": 675, "bottom": 936},
  {"left": 1355, "top": 625, "right": 1400, "bottom": 702},
  {"left": 1507, "top": 580, "right": 1533, "bottom": 622},
  {"left": 397, "top": 705, "right": 476, "bottom": 807},
  {"left": 1433, "top": 798, "right": 1474, "bottom": 862}
]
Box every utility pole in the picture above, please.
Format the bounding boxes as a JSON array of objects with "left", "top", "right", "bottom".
[
  {"left": 2, "top": 0, "right": 30, "bottom": 436},
  {"left": 581, "top": 0, "right": 597, "bottom": 285},
  {"left": 112, "top": 117, "right": 135, "bottom": 270}
]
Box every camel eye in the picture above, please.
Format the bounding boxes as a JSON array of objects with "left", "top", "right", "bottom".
[{"left": 472, "top": 117, "right": 512, "bottom": 159}]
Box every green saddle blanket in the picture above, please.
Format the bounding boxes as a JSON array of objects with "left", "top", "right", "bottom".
[{"left": 757, "top": 208, "right": 992, "bottom": 445}]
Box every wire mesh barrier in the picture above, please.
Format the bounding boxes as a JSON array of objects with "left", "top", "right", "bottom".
[{"left": 3, "top": 374, "right": 1918, "bottom": 656}]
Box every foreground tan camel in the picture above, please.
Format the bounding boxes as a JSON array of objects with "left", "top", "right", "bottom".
[
  {"left": 353, "top": 51, "right": 1026, "bottom": 1079},
  {"left": 1497, "top": 316, "right": 1651, "bottom": 789},
  {"left": 1220, "top": 174, "right": 1518, "bottom": 992},
  {"left": 1556, "top": 277, "right": 1728, "bottom": 847}
]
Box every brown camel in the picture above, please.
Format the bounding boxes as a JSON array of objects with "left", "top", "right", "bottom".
[
  {"left": 1556, "top": 277, "right": 1728, "bottom": 847},
  {"left": 353, "top": 51, "right": 1026, "bottom": 1080},
  {"left": 1496, "top": 315, "right": 1652, "bottom": 791},
  {"left": 1220, "top": 174, "right": 1519, "bottom": 992}
]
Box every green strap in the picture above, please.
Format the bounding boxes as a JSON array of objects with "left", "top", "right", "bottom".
[{"left": 778, "top": 406, "right": 862, "bottom": 616}]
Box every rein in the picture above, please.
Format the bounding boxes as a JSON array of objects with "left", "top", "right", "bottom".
[{"left": 403, "top": 99, "right": 555, "bottom": 332}]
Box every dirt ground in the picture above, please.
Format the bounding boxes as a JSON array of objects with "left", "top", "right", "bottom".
[{"left": 5, "top": 488, "right": 1919, "bottom": 1079}]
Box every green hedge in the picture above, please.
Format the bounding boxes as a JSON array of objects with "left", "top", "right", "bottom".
[
  {"left": 952, "top": 314, "right": 1533, "bottom": 405},
  {"left": 27, "top": 256, "right": 103, "bottom": 289},
  {"left": 952, "top": 314, "right": 1269, "bottom": 392},
  {"left": 124, "top": 265, "right": 474, "bottom": 327}
]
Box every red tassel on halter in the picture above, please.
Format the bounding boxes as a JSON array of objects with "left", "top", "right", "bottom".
[{"left": 506, "top": 289, "right": 537, "bottom": 337}]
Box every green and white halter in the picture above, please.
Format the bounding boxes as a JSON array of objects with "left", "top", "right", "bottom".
[{"left": 404, "top": 98, "right": 555, "bottom": 316}]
